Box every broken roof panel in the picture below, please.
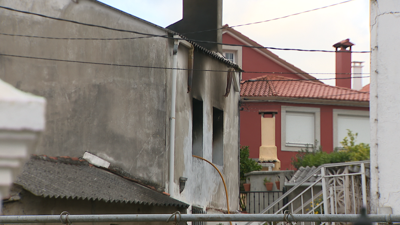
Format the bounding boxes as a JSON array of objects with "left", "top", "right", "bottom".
[{"left": 15, "top": 156, "right": 189, "bottom": 208}]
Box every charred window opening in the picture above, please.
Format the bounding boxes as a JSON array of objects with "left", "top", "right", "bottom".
[
  {"left": 212, "top": 107, "right": 224, "bottom": 166},
  {"left": 192, "top": 98, "right": 203, "bottom": 157}
]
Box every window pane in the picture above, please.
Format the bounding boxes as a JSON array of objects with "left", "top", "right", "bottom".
[
  {"left": 286, "top": 112, "right": 314, "bottom": 146},
  {"left": 337, "top": 115, "right": 370, "bottom": 146},
  {"left": 225, "top": 52, "right": 234, "bottom": 63}
]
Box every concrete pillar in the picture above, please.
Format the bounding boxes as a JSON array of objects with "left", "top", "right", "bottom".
[
  {"left": 0, "top": 79, "right": 46, "bottom": 212},
  {"left": 370, "top": 0, "right": 400, "bottom": 214},
  {"left": 258, "top": 111, "right": 280, "bottom": 171}
]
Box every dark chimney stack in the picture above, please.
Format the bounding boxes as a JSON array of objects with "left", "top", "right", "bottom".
[
  {"left": 167, "top": 0, "right": 222, "bottom": 52},
  {"left": 333, "top": 39, "right": 354, "bottom": 89}
]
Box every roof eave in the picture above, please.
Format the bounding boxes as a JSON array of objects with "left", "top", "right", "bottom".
[{"left": 241, "top": 97, "right": 370, "bottom": 107}]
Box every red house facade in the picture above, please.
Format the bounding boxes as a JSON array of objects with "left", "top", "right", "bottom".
[{"left": 222, "top": 26, "right": 370, "bottom": 170}]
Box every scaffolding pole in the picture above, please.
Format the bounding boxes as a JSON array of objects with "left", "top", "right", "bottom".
[{"left": 0, "top": 214, "right": 399, "bottom": 223}]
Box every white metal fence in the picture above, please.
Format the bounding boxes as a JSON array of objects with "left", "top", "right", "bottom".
[{"left": 257, "top": 161, "right": 370, "bottom": 217}]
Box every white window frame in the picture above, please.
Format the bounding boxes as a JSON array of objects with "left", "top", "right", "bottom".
[
  {"left": 222, "top": 45, "right": 242, "bottom": 68},
  {"left": 281, "top": 106, "right": 321, "bottom": 152},
  {"left": 224, "top": 52, "right": 235, "bottom": 63},
  {"left": 333, "top": 109, "right": 370, "bottom": 148}
]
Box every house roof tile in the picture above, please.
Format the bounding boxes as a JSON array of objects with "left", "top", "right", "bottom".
[
  {"left": 15, "top": 155, "right": 189, "bottom": 208},
  {"left": 360, "top": 83, "right": 370, "bottom": 92},
  {"left": 241, "top": 74, "right": 370, "bottom": 102}
]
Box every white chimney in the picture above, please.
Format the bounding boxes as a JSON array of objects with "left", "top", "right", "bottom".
[{"left": 352, "top": 61, "right": 363, "bottom": 90}]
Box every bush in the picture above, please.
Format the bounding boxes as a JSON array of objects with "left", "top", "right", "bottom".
[
  {"left": 240, "top": 146, "right": 262, "bottom": 181},
  {"left": 292, "top": 148, "right": 351, "bottom": 169},
  {"left": 340, "top": 130, "right": 370, "bottom": 161},
  {"left": 291, "top": 130, "right": 370, "bottom": 169}
]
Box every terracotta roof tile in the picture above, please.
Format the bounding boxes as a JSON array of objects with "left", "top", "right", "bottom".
[
  {"left": 241, "top": 74, "right": 370, "bottom": 102},
  {"left": 360, "top": 83, "right": 370, "bottom": 92}
]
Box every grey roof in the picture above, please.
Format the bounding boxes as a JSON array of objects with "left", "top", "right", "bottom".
[{"left": 15, "top": 156, "right": 189, "bottom": 208}]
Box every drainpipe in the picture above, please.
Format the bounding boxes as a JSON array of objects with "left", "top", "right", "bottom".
[{"left": 169, "top": 35, "right": 193, "bottom": 197}]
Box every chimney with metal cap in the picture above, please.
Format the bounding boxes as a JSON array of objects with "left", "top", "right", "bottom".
[
  {"left": 167, "top": 0, "right": 222, "bottom": 52},
  {"left": 333, "top": 39, "right": 354, "bottom": 89}
]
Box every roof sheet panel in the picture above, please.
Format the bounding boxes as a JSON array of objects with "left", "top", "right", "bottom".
[{"left": 16, "top": 156, "right": 189, "bottom": 208}]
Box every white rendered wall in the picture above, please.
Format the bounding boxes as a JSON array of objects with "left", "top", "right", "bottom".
[{"left": 370, "top": 0, "right": 400, "bottom": 214}]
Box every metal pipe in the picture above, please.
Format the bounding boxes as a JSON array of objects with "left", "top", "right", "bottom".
[
  {"left": 169, "top": 38, "right": 179, "bottom": 197},
  {"left": 168, "top": 35, "right": 193, "bottom": 197},
  {"left": 2, "top": 214, "right": 400, "bottom": 223}
]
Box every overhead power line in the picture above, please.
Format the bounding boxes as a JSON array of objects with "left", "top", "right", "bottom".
[
  {"left": 0, "top": 32, "right": 153, "bottom": 41},
  {"left": 230, "top": 0, "right": 355, "bottom": 28},
  {"left": 0, "top": 31, "right": 371, "bottom": 53},
  {"left": 0, "top": 5, "right": 370, "bottom": 53},
  {"left": 186, "top": 0, "right": 355, "bottom": 34},
  {"left": 0, "top": 5, "right": 168, "bottom": 38},
  {"left": 0, "top": 53, "right": 370, "bottom": 81}
]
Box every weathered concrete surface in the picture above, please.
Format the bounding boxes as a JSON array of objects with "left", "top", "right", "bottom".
[
  {"left": 172, "top": 45, "right": 240, "bottom": 211},
  {"left": 0, "top": 0, "right": 240, "bottom": 212},
  {"left": 0, "top": 0, "right": 169, "bottom": 189},
  {"left": 168, "top": 0, "right": 223, "bottom": 52}
]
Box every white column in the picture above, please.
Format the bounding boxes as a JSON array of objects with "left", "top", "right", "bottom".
[
  {"left": 370, "top": 0, "right": 400, "bottom": 214},
  {"left": 0, "top": 79, "right": 46, "bottom": 212}
]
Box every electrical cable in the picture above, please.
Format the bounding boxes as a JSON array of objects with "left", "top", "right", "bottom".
[
  {"left": 0, "top": 32, "right": 159, "bottom": 41},
  {"left": 185, "top": 0, "right": 355, "bottom": 34},
  {"left": 0, "top": 31, "right": 371, "bottom": 53},
  {"left": 0, "top": 52, "right": 370, "bottom": 80},
  {"left": 0, "top": 5, "right": 370, "bottom": 53},
  {"left": 0, "top": 5, "right": 169, "bottom": 38}
]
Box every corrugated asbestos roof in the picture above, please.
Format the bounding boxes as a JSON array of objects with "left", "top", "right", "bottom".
[
  {"left": 15, "top": 156, "right": 189, "bottom": 208},
  {"left": 240, "top": 74, "right": 370, "bottom": 102}
]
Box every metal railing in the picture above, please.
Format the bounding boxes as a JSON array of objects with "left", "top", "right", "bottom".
[
  {"left": 257, "top": 161, "right": 370, "bottom": 217},
  {"left": 240, "top": 190, "right": 286, "bottom": 214},
  {"left": 3, "top": 213, "right": 400, "bottom": 223}
]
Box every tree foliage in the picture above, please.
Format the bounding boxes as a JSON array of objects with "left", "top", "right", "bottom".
[
  {"left": 291, "top": 130, "right": 370, "bottom": 169},
  {"left": 240, "top": 146, "right": 262, "bottom": 181}
]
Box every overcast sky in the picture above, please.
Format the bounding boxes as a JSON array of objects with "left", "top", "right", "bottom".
[{"left": 98, "top": 0, "right": 370, "bottom": 86}]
